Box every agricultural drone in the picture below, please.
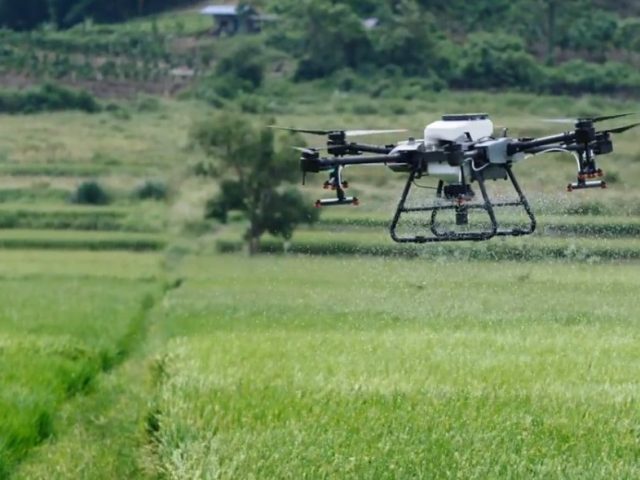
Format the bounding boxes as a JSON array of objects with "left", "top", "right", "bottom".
[{"left": 274, "top": 113, "right": 639, "bottom": 243}]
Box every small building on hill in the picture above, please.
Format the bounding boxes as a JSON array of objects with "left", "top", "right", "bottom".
[{"left": 200, "top": 4, "right": 275, "bottom": 36}]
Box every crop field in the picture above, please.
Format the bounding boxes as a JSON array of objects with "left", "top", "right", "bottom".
[
  {"left": 7, "top": 251, "right": 639, "bottom": 478},
  {"left": 1, "top": 79, "right": 640, "bottom": 478},
  {"left": 140, "top": 255, "right": 640, "bottom": 479},
  {"left": 0, "top": 250, "right": 161, "bottom": 478}
]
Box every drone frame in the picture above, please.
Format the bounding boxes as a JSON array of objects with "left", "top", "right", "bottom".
[
  {"left": 389, "top": 163, "right": 536, "bottom": 243},
  {"left": 283, "top": 114, "right": 638, "bottom": 243}
]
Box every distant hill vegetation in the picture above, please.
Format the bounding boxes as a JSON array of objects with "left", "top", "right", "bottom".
[
  {"left": 0, "top": 0, "right": 639, "bottom": 99},
  {"left": 0, "top": 0, "right": 196, "bottom": 29}
]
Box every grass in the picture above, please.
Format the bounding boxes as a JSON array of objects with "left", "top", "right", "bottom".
[
  {"left": 0, "top": 250, "right": 161, "bottom": 477},
  {"left": 0, "top": 100, "right": 208, "bottom": 176},
  {"left": 143, "top": 254, "right": 640, "bottom": 479},
  {"left": 0, "top": 203, "right": 166, "bottom": 232},
  {"left": 2, "top": 247, "right": 640, "bottom": 477},
  {"left": 2, "top": 69, "right": 640, "bottom": 478},
  {"left": 0, "top": 229, "right": 167, "bottom": 251},
  {"left": 215, "top": 222, "right": 640, "bottom": 261}
]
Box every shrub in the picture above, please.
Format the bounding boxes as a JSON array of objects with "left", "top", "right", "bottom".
[
  {"left": 544, "top": 60, "right": 640, "bottom": 95},
  {"left": 215, "top": 37, "right": 267, "bottom": 90},
  {"left": 0, "top": 83, "right": 100, "bottom": 114},
  {"left": 70, "top": 180, "right": 110, "bottom": 205},
  {"left": 453, "top": 33, "right": 541, "bottom": 90},
  {"left": 133, "top": 180, "right": 169, "bottom": 201}
]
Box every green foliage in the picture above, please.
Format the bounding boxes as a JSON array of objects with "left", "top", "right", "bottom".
[
  {"left": 146, "top": 255, "right": 640, "bottom": 478},
  {"left": 192, "top": 112, "right": 317, "bottom": 252},
  {"left": 0, "top": 83, "right": 100, "bottom": 114},
  {"left": 258, "top": 187, "right": 319, "bottom": 240},
  {"left": 215, "top": 37, "right": 267, "bottom": 90},
  {"left": 545, "top": 60, "right": 640, "bottom": 94},
  {"left": 0, "top": 0, "right": 196, "bottom": 29},
  {"left": 133, "top": 179, "right": 168, "bottom": 201},
  {"left": 616, "top": 18, "right": 640, "bottom": 55},
  {"left": 207, "top": 184, "right": 318, "bottom": 241},
  {"left": 270, "top": 0, "right": 371, "bottom": 80},
  {"left": 454, "top": 33, "right": 542, "bottom": 89},
  {"left": 0, "top": 229, "right": 166, "bottom": 251},
  {"left": 371, "top": 0, "right": 451, "bottom": 78},
  {"left": 264, "top": 0, "right": 639, "bottom": 95},
  {"left": 0, "top": 269, "right": 158, "bottom": 476},
  {"left": 70, "top": 180, "right": 110, "bottom": 205}
]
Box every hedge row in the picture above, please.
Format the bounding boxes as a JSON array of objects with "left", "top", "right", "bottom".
[
  {"left": 216, "top": 238, "right": 640, "bottom": 262},
  {"left": 0, "top": 233, "right": 166, "bottom": 251},
  {"left": 317, "top": 218, "right": 640, "bottom": 238}
]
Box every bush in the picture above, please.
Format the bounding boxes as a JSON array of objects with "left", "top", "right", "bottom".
[
  {"left": 70, "top": 180, "right": 110, "bottom": 205},
  {"left": 453, "top": 33, "right": 541, "bottom": 90},
  {"left": 133, "top": 180, "right": 168, "bottom": 201},
  {"left": 0, "top": 83, "right": 100, "bottom": 114},
  {"left": 544, "top": 60, "right": 640, "bottom": 95},
  {"left": 215, "top": 37, "right": 267, "bottom": 90}
]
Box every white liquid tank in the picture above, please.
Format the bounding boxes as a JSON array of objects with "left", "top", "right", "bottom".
[{"left": 424, "top": 113, "right": 494, "bottom": 143}]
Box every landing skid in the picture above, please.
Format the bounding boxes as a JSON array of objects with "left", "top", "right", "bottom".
[{"left": 390, "top": 165, "right": 536, "bottom": 243}]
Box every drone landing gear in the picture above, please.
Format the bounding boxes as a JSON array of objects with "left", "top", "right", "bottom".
[{"left": 390, "top": 165, "right": 536, "bottom": 243}]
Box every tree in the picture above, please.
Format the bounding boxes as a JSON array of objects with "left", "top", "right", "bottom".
[
  {"left": 616, "top": 18, "right": 640, "bottom": 60},
  {"left": 215, "top": 37, "right": 267, "bottom": 90},
  {"left": 454, "top": 33, "right": 541, "bottom": 90},
  {"left": 192, "top": 113, "right": 318, "bottom": 254},
  {"left": 371, "top": 0, "right": 451, "bottom": 77},
  {"left": 268, "top": 0, "right": 372, "bottom": 80}
]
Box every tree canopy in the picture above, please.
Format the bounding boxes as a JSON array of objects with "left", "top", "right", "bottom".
[
  {"left": 191, "top": 113, "right": 318, "bottom": 254},
  {"left": 0, "top": 0, "right": 194, "bottom": 29}
]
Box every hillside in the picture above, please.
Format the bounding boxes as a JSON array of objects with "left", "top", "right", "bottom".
[{"left": 1, "top": 1, "right": 640, "bottom": 100}]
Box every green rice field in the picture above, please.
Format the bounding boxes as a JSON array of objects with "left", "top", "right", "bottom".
[
  {"left": 1, "top": 89, "right": 640, "bottom": 477},
  {"left": 2, "top": 250, "right": 639, "bottom": 478}
]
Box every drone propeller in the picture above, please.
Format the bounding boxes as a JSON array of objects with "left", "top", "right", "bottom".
[
  {"left": 272, "top": 126, "right": 407, "bottom": 137},
  {"left": 592, "top": 112, "right": 637, "bottom": 123},
  {"left": 542, "top": 112, "right": 638, "bottom": 125},
  {"left": 342, "top": 129, "right": 408, "bottom": 137},
  {"left": 602, "top": 122, "right": 640, "bottom": 135}
]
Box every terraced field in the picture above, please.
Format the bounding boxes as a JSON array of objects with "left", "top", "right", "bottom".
[{"left": 1, "top": 89, "right": 640, "bottom": 478}]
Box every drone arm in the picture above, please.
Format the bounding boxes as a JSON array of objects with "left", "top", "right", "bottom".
[
  {"left": 523, "top": 144, "right": 581, "bottom": 155},
  {"left": 508, "top": 132, "right": 575, "bottom": 155},
  {"left": 302, "top": 153, "right": 404, "bottom": 173},
  {"left": 348, "top": 143, "right": 395, "bottom": 154}
]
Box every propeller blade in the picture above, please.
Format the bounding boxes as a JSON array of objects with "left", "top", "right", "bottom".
[
  {"left": 541, "top": 113, "right": 638, "bottom": 124},
  {"left": 603, "top": 122, "right": 640, "bottom": 134},
  {"left": 271, "top": 126, "right": 333, "bottom": 135},
  {"left": 541, "top": 118, "right": 576, "bottom": 124},
  {"left": 271, "top": 126, "right": 407, "bottom": 137},
  {"left": 592, "top": 112, "right": 638, "bottom": 123},
  {"left": 344, "top": 129, "right": 407, "bottom": 137}
]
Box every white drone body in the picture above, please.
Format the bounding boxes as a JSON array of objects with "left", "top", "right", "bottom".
[
  {"left": 424, "top": 113, "right": 494, "bottom": 143},
  {"left": 390, "top": 113, "right": 502, "bottom": 182}
]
